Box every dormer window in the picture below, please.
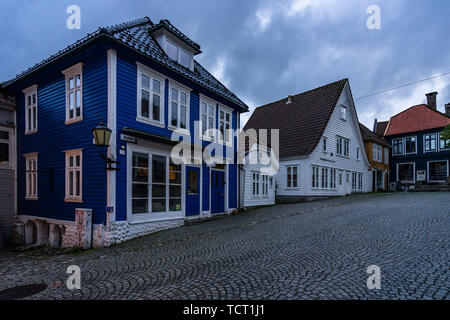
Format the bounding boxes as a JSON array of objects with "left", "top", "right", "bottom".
[{"left": 165, "top": 40, "right": 192, "bottom": 69}]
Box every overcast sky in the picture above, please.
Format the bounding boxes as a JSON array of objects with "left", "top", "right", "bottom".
[{"left": 1, "top": 0, "right": 449, "bottom": 128}]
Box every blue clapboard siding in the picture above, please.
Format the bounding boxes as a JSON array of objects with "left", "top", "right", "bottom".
[
  {"left": 15, "top": 42, "right": 109, "bottom": 224},
  {"left": 227, "top": 111, "right": 238, "bottom": 209}
]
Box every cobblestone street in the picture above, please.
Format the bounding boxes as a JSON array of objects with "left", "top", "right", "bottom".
[{"left": 0, "top": 192, "right": 449, "bottom": 300}]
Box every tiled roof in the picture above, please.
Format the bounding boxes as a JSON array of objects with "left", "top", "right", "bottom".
[
  {"left": 359, "top": 123, "right": 391, "bottom": 148},
  {"left": 385, "top": 104, "right": 450, "bottom": 136},
  {"left": 149, "top": 19, "right": 201, "bottom": 52},
  {"left": 244, "top": 79, "right": 348, "bottom": 158},
  {"left": 2, "top": 17, "right": 247, "bottom": 110},
  {"left": 375, "top": 121, "right": 388, "bottom": 136}
]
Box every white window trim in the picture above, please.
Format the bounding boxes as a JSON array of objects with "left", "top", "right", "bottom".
[
  {"left": 404, "top": 136, "right": 418, "bottom": 155},
  {"left": 136, "top": 62, "right": 166, "bottom": 128},
  {"left": 396, "top": 162, "right": 416, "bottom": 183},
  {"left": 0, "top": 127, "right": 13, "bottom": 168},
  {"left": 384, "top": 148, "right": 389, "bottom": 165},
  {"left": 261, "top": 175, "right": 269, "bottom": 198},
  {"left": 438, "top": 132, "right": 450, "bottom": 151},
  {"left": 340, "top": 105, "right": 347, "bottom": 121},
  {"left": 168, "top": 79, "right": 190, "bottom": 134},
  {"left": 377, "top": 145, "right": 383, "bottom": 163},
  {"left": 199, "top": 94, "right": 217, "bottom": 141},
  {"left": 372, "top": 144, "right": 378, "bottom": 162},
  {"left": 127, "top": 144, "right": 185, "bottom": 223},
  {"left": 165, "top": 39, "right": 194, "bottom": 70},
  {"left": 356, "top": 147, "right": 360, "bottom": 161},
  {"left": 22, "top": 84, "right": 38, "bottom": 134},
  {"left": 65, "top": 149, "right": 83, "bottom": 203},
  {"left": 24, "top": 152, "right": 38, "bottom": 200},
  {"left": 286, "top": 165, "right": 299, "bottom": 189},
  {"left": 392, "top": 138, "right": 404, "bottom": 156},
  {"left": 252, "top": 172, "right": 260, "bottom": 198},
  {"left": 323, "top": 137, "right": 327, "bottom": 153},
  {"left": 62, "top": 63, "right": 84, "bottom": 124},
  {"left": 336, "top": 136, "right": 350, "bottom": 157},
  {"left": 218, "top": 105, "right": 233, "bottom": 146},
  {"left": 423, "top": 133, "right": 438, "bottom": 153},
  {"left": 427, "top": 160, "right": 449, "bottom": 183}
]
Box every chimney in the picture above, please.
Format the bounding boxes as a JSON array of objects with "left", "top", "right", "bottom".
[
  {"left": 286, "top": 95, "right": 292, "bottom": 104},
  {"left": 445, "top": 103, "right": 450, "bottom": 117},
  {"left": 373, "top": 118, "right": 378, "bottom": 133},
  {"left": 426, "top": 92, "right": 438, "bottom": 110}
]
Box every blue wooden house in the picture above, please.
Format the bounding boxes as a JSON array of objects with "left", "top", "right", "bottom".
[
  {"left": 2, "top": 17, "right": 248, "bottom": 247},
  {"left": 378, "top": 93, "right": 450, "bottom": 189}
]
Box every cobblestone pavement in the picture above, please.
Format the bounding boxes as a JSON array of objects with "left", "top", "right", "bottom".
[{"left": 0, "top": 192, "right": 449, "bottom": 300}]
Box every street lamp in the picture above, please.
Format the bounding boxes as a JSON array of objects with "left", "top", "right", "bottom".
[{"left": 92, "top": 121, "right": 119, "bottom": 171}]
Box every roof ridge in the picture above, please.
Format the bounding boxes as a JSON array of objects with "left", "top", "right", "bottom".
[
  {"left": 104, "top": 17, "right": 153, "bottom": 33},
  {"left": 255, "top": 78, "right": 348, "bottom": 111}
]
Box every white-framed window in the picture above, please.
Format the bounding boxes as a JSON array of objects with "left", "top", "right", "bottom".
[
  {"left": 330, "top": 169, "right": 337, "bottom": 189},
  {"left": 397, "top": 162, "right": 415, "bottom": 182},
  {"left": 23, "top": 85, "right": 38, "bottom": 134},
  {"left": 130, "top": 151, "right": 182, "bottom": 215},
  {"left": 24, "top": 153, "right": 38, "bottom": 199},
  {"left": 337, "top": 136, "right": 349, "bottom": 157},
  {"left": 358, "top": 173, "right": 363, "bottom": 191},
  {"left": 424, "top": 133, "right": 437, "bottom": 152},
  {"left": 323, "top": 137, "right": 327, "bottom": 152},
  {"left": 340, "top": 105, "right": 347, "bottom": 120},
  {"left": 338, "top": 173, "right": 343, "bottom": 185},
  {"left": 427, "top": 160, "right": 449, "bottom": 182},
  {"left": 352, "top": 172, "right": 357, "bottom": 190},
  {"left": 0, "top": 129, "right": 12, "bottom": 167},
  {"left": 166, "top": 40, "right": 193, "bottom": 70},
  {"left": 384, "top": 148, "right": 389, "bottom": 164},
  {"left": 137, "top": 64, "right": 165, "bottom": 126},
  {"left": 439, "top": 132, "right": 450, "bottom": 151},
  {"left": 261, "top": 175, "right": 269, "bottom": 197},
  {"left": 62, "top": 63, "right": 83, "bottom": 124},
  {"left": 372, "top": 144, "right": 378, "bottom": 161},
  {"left": 65, "top": 150, "right": 82, "bottom": 202},
  {"left": 252, "top": 172, "right": 260, "bottom": 196},
  {"left": 287, "top": 166, "right": 298, "bottom": 188},
  {"left": 405, "top": 136, "right": 417, "bottom": 154},
  {"left": 200, "top": 97, "right": 216, "bottom": 140},
  {"left": 392, "top": 138, "right": 403, "bottom": 155},
  {"left": 169, "top": 82, "right": 189, "bottom": 131},
  {"left": 218, "top": 107, "right": 232, "bottom": 145},
  {"left": 321, "top": 167, "right": 329, "bottom": 189},
  {"left": 356, "top": 147, "right": 360, "bottom": 161},
  {"left": 312, "top": 166, "right": 320, "bottom": 188},
  {"left": 377, "top": 145, "right": 382, "bottom": 163}
]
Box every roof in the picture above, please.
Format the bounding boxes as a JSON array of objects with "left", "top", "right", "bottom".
[
  {"left": 2, "top": 17, "right": 247, "bottom": 111},
  {"left": 148, "top": 19, "right": 201, "bottom": 53},
  {"left": 375, "top": 121, "right": 388, "bottom": 136},
  {"left": 244, "top": 79, "right": 348, "bottom": 158},
  {"left": 385, "top": 104, "right": 450, "bottom": 136},
  {"left": 359, "top": 123, "right": 391, "bottom": 148}
]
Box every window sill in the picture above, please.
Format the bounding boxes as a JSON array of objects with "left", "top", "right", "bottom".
[
  {"left": 136, "top": 117, "right": 165, "bottom": 128},
  {"left": 168, "top": 126, "right": 190, "bottom": 135},
  {"left": 25, "top": 197, "right": 38, "bottom": 201},
  {"left": 65, "top": 117, "right": 83, "bottom": 125},
  {"left": 65, "top": 198, "right": 83, "bottom": 203},
  {"left": 25, "top": 129, "right": 38, "bottom": 135},
  {"left": 129, "top": 212, "right": 184, "bottom": 224},
  {"left": 336, "top": 154, "right": 350, "bottom": 159}
]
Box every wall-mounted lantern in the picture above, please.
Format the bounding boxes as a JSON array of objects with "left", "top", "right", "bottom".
[{"left": 92, "top": 121, "right": 119, "bottom": 171}]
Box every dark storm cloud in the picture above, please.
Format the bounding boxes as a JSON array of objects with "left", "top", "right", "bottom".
[{"left": 1, "top": 0, "right": 449, "bottom": 127}]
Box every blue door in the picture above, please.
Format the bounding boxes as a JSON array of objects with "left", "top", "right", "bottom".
[
  {"left": 211, "top": 170, "right": 225, "bottom": 214},
  {"left": 186, "top": 167, "right": 200, "bottom": 216}
]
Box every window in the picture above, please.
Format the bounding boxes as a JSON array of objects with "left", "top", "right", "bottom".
[
  {"left": 439, "top": 133, "right": 450, "bottom": 150},
  {"left": 424, "top": 133, "right": 437, "bottom": 152},
  {"left": 340, "top": 105, "right": 347, "bottom": 120},
  {"left": 252, "top": 173, "right": 260, "bottom": 196},
  {"left": 352, "top": 172, "right": 357, "bottom": 190},
  {"left": 338, "top": 173, "right": 343, "bottom": 185},
  {"left": 321, "top": 167, "right": 328, "bottom": 189},
  {"left": 287, "top": 166, "right": 298, "bottom": 188},
  {"left": 200, "top": 99, "right": 216, "bottom": 139},
  {"left": 428, "top": 161, "right": 448, "bottom": 182},
  {"left": 358, "top": 173, "right": 363, "bottom": 191},
  {"left": 62, "top": 63, "right": 83, "bottom": 123},
  {"left": 356, "top": 148, "right": 360, "bottom": 161},
  {"left": 25, "top": 153, "right": 38, "bottom": 199},
  {"left": 377, "top": 145, "right": 382, "bottom": 163},
  {"left": 372, "top": 144, "right": 378, "bottom": 161},
  {"left": 23, "top": 85, "right": 38, "bottom": 133},
  {"left": 65, "top": 150, "right": 82, "bottom": 201},
  {"left": 219, "top": 108, "right": 232, "bottom": 144},
  {"left": 330, "top": 169, "right": 337, "bottom": 189},
  {"left": 0, "top": 130, "right": 10, "bottom": 167},
  {"left": 337, "top": 136, "right": 349, "bottom": 157},
  {"left": 131, "top": 152, "right": 182, "bottom": 214},
  {"left": 137, "top": 65, "right": 164, "bottom": 125},
  {"left": 323, "top": 137, "right": 327, "bottom": 152},
  {"left": 169, "top": 83, "right": 189, "bottom": 130},
  {"left": 397, "top": 163, "right": 415, "bottom": 182},
  {"left": 392, "top": 138, "right": 403, "bottom": 155},
  {"left": 312, "top": 166, "right": 320, "bottom": 188},
  {"left": 405, "top": 137, "right": 417, "bottom": 154},
  {"left": 261, "top": 175, "right": 269, "bottom": 197},
  {"left": 166, "top": 40, "right": 192, "bottom": 69},
  {"left": 384, "top": 148, "right": 389, "bottom": 164}
]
